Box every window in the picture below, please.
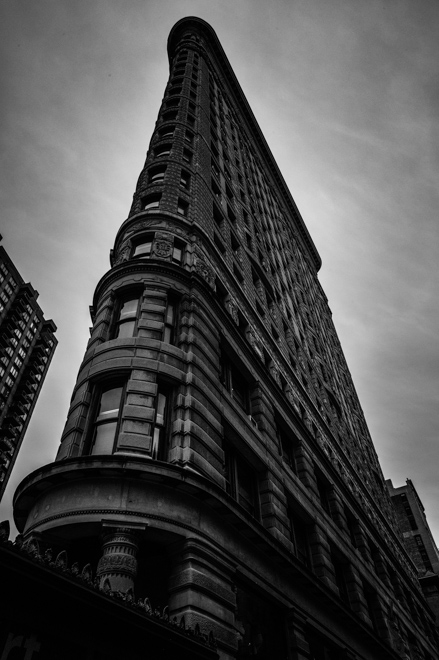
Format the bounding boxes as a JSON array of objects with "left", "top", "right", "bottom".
[
  {"left": 177, "top": 199, "right": 189, "bottom": 216},
  {"left": 151, "top": 387, "right": 171, "bottom": 460},
  {"left": 277, "top": 424, "right": 298, "bottom": 473},
  {"left": 142, "top": 194, "right": 161, "bottom": 211},
  {"left": 221, "top": 354, "right": 250, "bottom": 412},
  {"left": 163, "top": 110, "right": 178, "bottom": 122},
  {"left": 180, "top": 170, "right": 190, "bottom": 189},
  {"left": 114, "top": 295, "right": 141, "bottom": 338},
  {"left": 223, "top": 437, "right": 258, "bottom": 517},
  {"left": 331, "top": 551, "right": 349, "bottom": 604},
  {"left": 185, "top": 130, "right": 194, "bottom": 145},
  {"left": 158, "top": 126, "right": 175, "bottom": 140},
  {"left": 155, "top": 144, "right": 172, "bottom": 158},
  {"left": 168, "top": 85, "right": 182, "bottom": 96},
  {"left": 315, "top": 470, "right": 332, "bottom": 515},
  {"left": 172, "top": 240, "right": 184, "bottom": 264},
  {"left": 133, "top": 237, "right": 153, "bottom": 259},
  {"left": 148, "top": 166, "right": 166, "bottom": 184},
  {"left": 289, "top": 507, "right": 310, "bottom": 566},
  {"left": 182, "top": 148, "right": 192, "bottom": 164},
  {"left": 163, "top": 297, "right": 178, "bottom": 344},
  {"left": 90, "top": 383, "right": 124, "bottom": 455}
]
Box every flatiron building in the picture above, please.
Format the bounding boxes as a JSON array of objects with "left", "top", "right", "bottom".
[{"left": 11, "top": 17, "right": 438, "bottom": 660}]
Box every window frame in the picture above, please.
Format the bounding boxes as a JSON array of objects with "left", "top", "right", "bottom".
[
  {"left": 88, "top": 380, "right": 125, "bottom": 456},
  {"left": 112, "top": 292, "right": 142, "bottom": 339},
  {"left": 221, "top": 354, "right": 250, "bottom": 413},
  {"left": 162, "top": 296, "right": 179, "bottom": 345},
  {"left": 223, "top": 434, "right": 259, "bottom": 519},
  {"left": 151, "top": 384, "right": 172, "bottom": 461},
  {"left": 132, "top": 234, "right": 154, "bottom": 260},
  {"left": 142, "top": 194, "right": 161, "bottom": 212}
]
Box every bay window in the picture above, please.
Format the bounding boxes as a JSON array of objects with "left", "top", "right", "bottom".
[
  {"left": 90, "top": 383, "right": 124, "bottom": 455},
  {"left": 114, "top": 294, "right": 141, "bottom": 338}
]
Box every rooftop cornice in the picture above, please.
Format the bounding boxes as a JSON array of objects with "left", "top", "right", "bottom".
[{"left": 167, "top": 17, "right": 322, "bottom": 272}]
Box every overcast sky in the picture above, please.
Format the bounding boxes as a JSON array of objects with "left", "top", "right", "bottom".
[{"left": 1, "top": 0, "right": 438, "bottom": 543}]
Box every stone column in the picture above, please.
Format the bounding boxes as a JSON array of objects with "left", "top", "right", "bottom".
[
  {"left": 285, "top": 609, "right": 310, "bottom": 659},
  {"left": 308, "top": 522, "right": 334, "bottom": 590},
  {"left": 97, "top": 527, "right": 139, "bottom": 593},
  {"left": 295, "top": 444, "right": 319, "bottom": 497},
  {"left": 168, "top": 538, "right": 238, "bottom": 659}
]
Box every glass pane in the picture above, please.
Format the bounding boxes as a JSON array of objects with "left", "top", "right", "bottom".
[
  {"left": 172, "top": 247, "right": 182, "bottom": 263},
  {"left": 116, "top": 320, "right": 136, "bottom": 338},
  {"left": 134, "top": 242, "right": 152, "bottom": 257},
  {"left": 119, "top": 298, "right": 138, "bottom": 319},
  {"left": 98, "top": 386, "right": 122, "bottom": 416},
  {"left": 155, "top": 392, "right": 167, "bottom": 425},
  {"left": 237, "top": 458, "right": 255, "bottom": 514},
  {"left": 165, "top": 302, "right": 175, "bottom": 325},
  {"left": 163, "top": 326, "right": 172, "bottom": 344},
  {"left": 144, "top": 200, "right": 160, "bottom": 211},
  {"left": 152, "top": 427, "right": 160, "bottom": 459},
  {"left": 91, "top": 422, "right": 117, "bottom": 455}
]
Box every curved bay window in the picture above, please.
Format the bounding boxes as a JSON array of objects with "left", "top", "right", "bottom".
[
  {"left": 114, "top": 294, "right": 141, "bottom": 338},
  {"left": 148, "top": 166, "right": 166, "bottom": 184},
  {"left": 142, "top": 194, "right": 161, "bottom": 212},
  {"left": 133, "top": 236, "right": 153, "bottom": 259},
  {"left": 90, "top": 383, "right": 124, "bottom": 455}
]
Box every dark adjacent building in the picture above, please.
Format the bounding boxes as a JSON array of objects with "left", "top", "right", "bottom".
[
  {"left": 387, "top": 478, "right": 439, "bottom": 625},
  {"left": 9, "top": 17, "right": 439, "bottom": 660},
  {"left": 0, "top": 239, "right": 57, "bottom": 499}
]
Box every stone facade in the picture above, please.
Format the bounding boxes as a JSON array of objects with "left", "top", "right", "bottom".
[{"left": 12, "top": 17, "right": 439, "bottom": 660}]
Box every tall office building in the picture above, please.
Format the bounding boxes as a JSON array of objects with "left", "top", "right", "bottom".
[
  {"left": 12, "top": 18, "right": 438, "bottom": 659},
  {"left": 0, "top": 240, "right": 57, "bottom": 498},
  {"left": 387, "top": 478, "right": 439, "bottom": 624}
]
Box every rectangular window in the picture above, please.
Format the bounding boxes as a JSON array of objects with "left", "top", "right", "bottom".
[
  {"left": 163, "top": 297, "right": 178, "bottom": 344},
  {"left": 289, "top": 508, "right": 310, "bottom": 566},
  {"left": 172, "top": 241, "right": 184, "bottom": 264},
  {"left": 151, "top": 386, "right": 171, "bottom": 460},
  {"left": 114, "top": 295, "right": 141, "bottom": 338},
  {"left": 149, "top": 166, "right": 166, "bottom": 184},
  {"left": 133, "top": 238, "right": 153, "bottom": 259},
  {"left": 90, "top": 383, "right": 124, "bottom": 455},
  {"left": 277, "top": 424, "right": 298, "bottom": 473},
  {"left": 182, "top": 149, "right": 193, "bottom": 164},
  {"left": 177, "top": 199, "right": 189, "bottom": 216},
  {"left": 223, "top": 438, "right": 259, "bottom": 518},
  {"left": 180, "top": 170, "right": 190, "bottom": 189},
  {"left": 142, "top": 194, "right": 161, "bottom": 211},
  {"left": 221, "top": 355, "right": 250, "bottom": 413},
  {"left": 332, "top": 552, "right": 349, "bottom": 604},
  {"left": 315, "top": 470, "right": 332, "bottom": 515}
]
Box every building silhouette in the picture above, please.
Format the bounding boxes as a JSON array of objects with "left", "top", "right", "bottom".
[
  {"left": 10, "top": 17, "right": 439, "bottom": 659},
  {"left": 387, "top": 478, "right": 439, "bottom": 625},
  {"left": 0, "top": 239, "right": 57, "bottom": 499}
]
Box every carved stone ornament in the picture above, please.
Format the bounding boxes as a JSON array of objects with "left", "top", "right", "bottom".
[
  {"left": 249, "top": 330, "right": 265, "bottom": 362},
  {"left": 193, "top": 247, "right": 215, "bottom": 288},
  {"left": 123, "top": 218, "right": 157, "bottom": 239},
  {"left": 97, "top": 553, "right": 137, "bottom": 576},
  {"left": 114, "top": 242, "right": 132, "bottom": 265},
  {"left": 226, "top": 296, "right": 239, "bottom": 325},
  {"left": 153, "top": 239, "right": 173, "bottom": 259}
]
